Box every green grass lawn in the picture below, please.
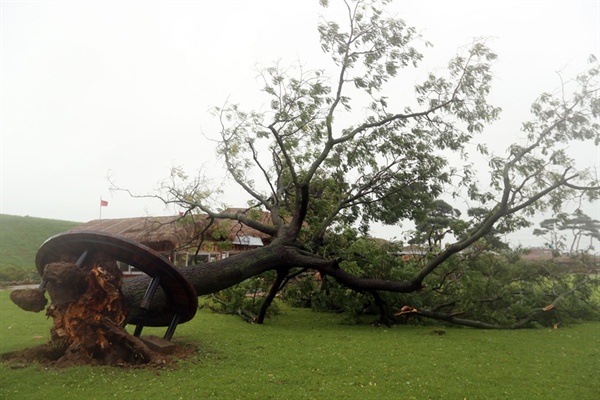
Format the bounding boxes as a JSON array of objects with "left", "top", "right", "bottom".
[
  {"left": 1, "top": 291, "right": 598, "bottom": 400},
  {"left": 0, "top": 214, "right": 79, "bottom": 282}
]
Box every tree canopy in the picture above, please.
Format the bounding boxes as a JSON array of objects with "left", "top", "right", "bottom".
[{"left": 118, "top": 0, "right": 599, "bottom": 328}]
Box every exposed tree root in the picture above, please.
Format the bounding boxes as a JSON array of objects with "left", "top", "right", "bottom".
[{"left": 7, "top": 258, "right": 173, "bottom": 367}]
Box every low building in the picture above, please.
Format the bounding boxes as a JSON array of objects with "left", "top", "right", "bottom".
[
  {"left": 70, "top": 209, "right": 273, "bottom": 275},
  {"left": 520, "top": 247, "right": 600, "bottom": 273}
]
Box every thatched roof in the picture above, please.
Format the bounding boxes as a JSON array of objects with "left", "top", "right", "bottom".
[
  {"left": 71, "top": 216, "right": 197, "bottom": 251},
  {"left": 70, "top": 209, "right": 274, "bottom": 251}
]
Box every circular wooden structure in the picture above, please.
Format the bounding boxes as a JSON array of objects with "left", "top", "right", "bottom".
[{"left": 36, "top": 231, "right": 198, "bottom": 338}]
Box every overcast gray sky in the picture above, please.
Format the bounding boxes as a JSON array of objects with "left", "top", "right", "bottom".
[{"left": 1, "top": 0, "right": 599, "bottom": 246}]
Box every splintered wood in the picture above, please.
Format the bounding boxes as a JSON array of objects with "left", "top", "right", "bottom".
[{"left": 44, "top": 261, "right": 158, "bottom": 366}]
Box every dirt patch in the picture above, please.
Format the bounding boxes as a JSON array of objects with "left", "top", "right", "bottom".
[{"left": 1, "top": 340, "right": 197, "bottom": 369}]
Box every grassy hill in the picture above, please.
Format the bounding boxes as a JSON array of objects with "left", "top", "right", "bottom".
[{"left": 0, "top": 214, "right": 80, "bottom": 282}]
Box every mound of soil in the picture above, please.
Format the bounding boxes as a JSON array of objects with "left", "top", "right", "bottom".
[
  {"left": 10, "top": 288, "right": 47, "bottom": 312},
  {"left": 1, "top": 340, "right": 196, "bottom": 369}
]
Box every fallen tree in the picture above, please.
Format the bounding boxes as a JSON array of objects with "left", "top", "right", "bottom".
[
  {"left": 116, "top": 0, "right": 599, "bottom": 326},
  {"left": 8, "top": 0, "right": 600, "bottom": 366}
]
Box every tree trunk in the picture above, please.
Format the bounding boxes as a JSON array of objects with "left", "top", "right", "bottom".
[
  {"left": 255, "top": 269, "right": 287, "bottom": 324},
  {"left": 121, "top": 244, "right": 316, "bottom": 322}
]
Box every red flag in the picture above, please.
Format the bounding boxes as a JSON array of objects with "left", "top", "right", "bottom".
[{"left": 100, "top": 199, "right": 108, "bottom": 207}]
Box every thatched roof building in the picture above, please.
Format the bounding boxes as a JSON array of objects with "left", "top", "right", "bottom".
[
  {"left": 70, "top": 209, "right": 275, "bottom": 268},
  {"left": 72, "top": 216, "right": 195, "bottom": 252}
]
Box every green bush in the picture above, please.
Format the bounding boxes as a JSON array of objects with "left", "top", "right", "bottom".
[
  {"left": 280, "top": 239, "right": 600, "bottom": 328},
  {"left": 206, "top": 272, "right": 280, "bottom": 319}
]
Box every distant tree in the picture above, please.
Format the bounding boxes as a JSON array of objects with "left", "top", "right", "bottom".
[
  {"left": 409, "top": 199, "right": 462, "bottom": 249},
  {"left": 534, "top": 210, "right": 600, "bottom": 253},
  {"left": 462, "top": 207, "right": 519, "bottom": 251},
  {"left": 533, "top": 216, "right": 566, "bottom": 252}
]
